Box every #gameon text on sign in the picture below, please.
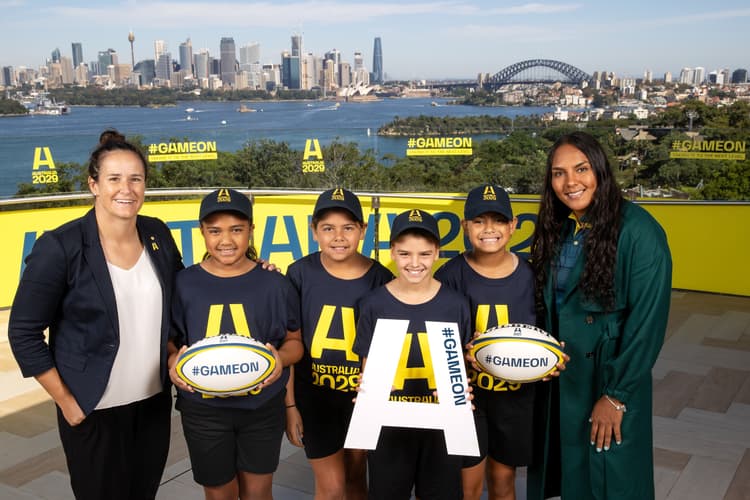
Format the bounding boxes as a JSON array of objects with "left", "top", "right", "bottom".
[
  {"left": 192, "top": 362, "right": 260, "bottom": 377},
  {"left": 442, "top": 329, "right": 467, "bottom": 406},
  {"left": 147, "top": 141, "right": 219, "bottom": 162},
  {"left": 669, "top": 140, "right": 746, "bottom": 160},
  {"left": 406, "top": 137, "right": 473, "bottom": 156}
]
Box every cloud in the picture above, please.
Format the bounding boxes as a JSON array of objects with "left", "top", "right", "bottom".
[
  {"left": 0, "top": 0, "right": 26, "bottom": 6},
  {"left": 448, "top": 23, "right": 576, "bottom": 42},
  {"left": 486, "top": 3, "right": 582, "bottom": 15},
  {"left": 49, "top": 1, "right": 464, "bottom": 27},
  {"left": 636, "top": 8, "right": 750, "bottom": 27}
]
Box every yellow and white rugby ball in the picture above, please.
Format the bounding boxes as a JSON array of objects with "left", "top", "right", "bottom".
[
  {"left": 471, "top": 324, "right": 563, "bottom": 383},
  {"left": 175, "top": 334, "right": 276, "bottom": 396}
]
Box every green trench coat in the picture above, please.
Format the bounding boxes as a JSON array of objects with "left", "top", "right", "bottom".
[{"left": 527, "top": 201, "right": 672, "bottom": 500}]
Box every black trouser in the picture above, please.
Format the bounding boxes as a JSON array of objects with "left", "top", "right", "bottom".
[{"left": 57, "top": 390, "right": 172, "bottom": 500}]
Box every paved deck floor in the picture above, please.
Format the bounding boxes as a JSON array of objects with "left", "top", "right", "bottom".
[{"left": 1, "top": 290, "right": 748, "bottom": 499}]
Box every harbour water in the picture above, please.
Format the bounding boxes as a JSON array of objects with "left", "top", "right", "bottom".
[{"left": 0, "top": 98, "right": 550, "bottom": 197}]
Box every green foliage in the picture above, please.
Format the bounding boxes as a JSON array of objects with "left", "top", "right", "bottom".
[
  {"left": 379, "top": 114, "right": 518, "bottom": 136},
  {"left": 0, "top": 98, "right": 29, "bottom": 115},
  {"left": 700, "top": 161, "right": 750, "bottom": 200}
]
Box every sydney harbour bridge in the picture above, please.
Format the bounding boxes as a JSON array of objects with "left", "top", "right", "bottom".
[
  {"left": 423, "top": 59, "right": 591, "bottom": 90},
  {"left": 483, "top": 59, "right": 591, "bottom": 89}
]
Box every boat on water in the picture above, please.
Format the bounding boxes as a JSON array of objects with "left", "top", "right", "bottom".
[
  {"left": 23, "top": 94, "right": 70, "bottom": 115},
  {"left": 237, "top": 104, "right": 256, "bottom": 113},
  {"left": 185, "top": 107, "right": 195, "bottom": 113}
]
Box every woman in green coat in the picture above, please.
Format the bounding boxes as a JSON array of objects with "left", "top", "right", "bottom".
[{"left": 527, "top": 131, "right": 672, "bottom": 500}]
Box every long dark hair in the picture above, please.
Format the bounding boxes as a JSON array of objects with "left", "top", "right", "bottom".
[
  {"left": 530, "top": 131, "right": 623, "bottom": 313},
  {"left": 88, "top": 129, "right": 149, "bottom": 181}
]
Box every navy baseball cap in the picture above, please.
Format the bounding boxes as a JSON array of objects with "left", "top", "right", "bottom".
[
  {"left": 463, "top": 184, "right": 513, "bottom": 221},
  {"left": 313, "top": 188, "right": 364, "bottom": 223},
  {"left": 199, "top": 188, "right": 252, "bottom": 221},
  {"left": 390, "top": 209, "right": 440, "bottom": 243}
]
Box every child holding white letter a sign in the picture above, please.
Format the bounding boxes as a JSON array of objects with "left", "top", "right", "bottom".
[{"left": 350, "top": 209, "right": 475, "bottom": 500}]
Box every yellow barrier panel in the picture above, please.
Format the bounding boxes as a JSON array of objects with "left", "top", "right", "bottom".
[{"left": 0, "top": 195, "right": 748, "bottom": 308}]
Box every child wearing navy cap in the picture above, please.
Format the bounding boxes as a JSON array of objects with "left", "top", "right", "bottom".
[
  {"left": 435, "top": 185, "right": 536, "bottom": 500},
  {"left": 285, "top": 188, "right": 393, "bottom": 498},
  {"left": 168, "top": 188, "right": 303, "bottom": 499},
  {"left": 353, "top": 209, "right": 472, "bottom": 500}
]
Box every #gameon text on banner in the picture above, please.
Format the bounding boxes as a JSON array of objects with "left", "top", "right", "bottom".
[
  {"left": 670, "top": 140, "right": 746, "bottom": 160},
  {"left": 147, "top": 141, "right": 218, "bottom": 162},
  {"left": 406, "top": 137, "right": 473, "bottom": 156}
]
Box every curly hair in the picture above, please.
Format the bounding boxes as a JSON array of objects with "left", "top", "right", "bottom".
[{"left": 530, "top": 131, "right": 623, "bottom": 315}]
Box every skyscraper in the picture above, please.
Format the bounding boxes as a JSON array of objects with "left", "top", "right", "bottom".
[
  {"left": 134, "top": 59, "right": 155, "bottom": 85},
  {"left": 291, "top": 34, "right": 302, "bottom": 57},
  {"left": 220, "top": 37, "right": 236, "bottom": 86},
  {"left": 2, "top": 66, "right": 16, "bottom": 87},
  {"left": 281, "top": 51, "right": 300, "bottom": 89},
  {"left": 179, "top": 38, "right": 193, "bottom": 76},
  {"left": 372, "top": 37, "right": 383, "bottom": 84},
  {"left": 71, "top": 42, "right": 83, "bottom": 69},
  {"left": 353, "top": 52, "right": 369, "bottom": 86},
  {"left": 155, "top": 53, "right": 172, "bottom": 82},
  {"left": 97, "top": 49, "right": 118, "bottom": 76},
  {"left": 60, "top": 56, "right": 74, "bottom": 85},
  {"left": 324, "top": 49, "right": 341, "bottom": 86},
  {"left": 194, "top": 49, "right": 210, "bottom": 80},
  {"left": 290, "top": 34, "right": 302, "bottom": 88},
  {"left": 731, "top": 68, "right": 747, "bottom": 84},
  {"left": 51, "top": 48, "right": 61, "bottom": 63},
  {"left": 154, "top": 40, "right": 167, "bottom": 63},
  {"left": 240, "top": 43, "right": 261, "bottom": 69}
]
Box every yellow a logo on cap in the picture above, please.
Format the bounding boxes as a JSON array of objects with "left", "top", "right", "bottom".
[
  {"left": 408, "top": 209, "right": 423, "bottom": 222},
  {"left": 332, "top": 188, "right": 345, "bottom": 200},
  {"left": 483, "top": 185, "right": 496, "bottom": 200},
  {"left": 217, "top": 188, "right": 231, "bottom": 203}
]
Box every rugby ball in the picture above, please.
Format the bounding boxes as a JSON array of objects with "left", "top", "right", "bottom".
[
  {"left": 175, "top": 334, "right": 277, "bottom": 396},
  {"left": 470, "top": 324, "right": 563, "bottom": 383}
]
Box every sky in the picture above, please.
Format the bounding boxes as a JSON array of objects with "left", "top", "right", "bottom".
[{"left": 1, "top": 0, "right": 748, "bottom": 80}]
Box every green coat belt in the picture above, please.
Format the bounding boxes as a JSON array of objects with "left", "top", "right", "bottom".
[{"left": 527, "top": 201, "right": 672, "bottom": 500}]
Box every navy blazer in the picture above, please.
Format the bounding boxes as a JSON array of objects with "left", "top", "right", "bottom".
[{"left": 8, "top": 208, "right": 183, "bottom": 415}]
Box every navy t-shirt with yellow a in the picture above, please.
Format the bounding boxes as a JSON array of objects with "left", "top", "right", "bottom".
[
  {"left": 286, "top": 252, "right": 393, "bottom": 393},
  {"left": 435, "top": 253, "right": 537, "bottom": 467},
  {"left": 171, "top": 264, "right": 300, "bottom": 410},
  {"left": 353, "top": 284, "right": 472, "bottom": 403}
]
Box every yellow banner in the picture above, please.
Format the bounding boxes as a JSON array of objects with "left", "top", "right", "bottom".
[{"left": 0, "top": 195, "right": 748, "bottom": 307}]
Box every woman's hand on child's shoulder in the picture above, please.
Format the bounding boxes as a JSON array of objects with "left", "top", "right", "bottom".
[{"left": 256, "top": 258, "right": 281, "bottom": 272}]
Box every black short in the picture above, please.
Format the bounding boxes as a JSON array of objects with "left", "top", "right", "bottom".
[
  {"left": 368, "top": 427, "right": 462, "bottom": 500},
  {"left": 177, "top": 391, "right": 285, "bottom": 487},
  {"left": 295, "top": 381, "right": 356, "bottom": 459},
  {"left": 463, "top": 382, "right": 535, "bottom": 468}
]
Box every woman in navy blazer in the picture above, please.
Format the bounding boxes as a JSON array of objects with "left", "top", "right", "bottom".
[{"left": 9, "top": 130, "right": 183, "bottom": 500}]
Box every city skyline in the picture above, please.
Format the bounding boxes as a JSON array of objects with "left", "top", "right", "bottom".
[{"left": 1, "top": 0, "right": 749, "bottom": 80}]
